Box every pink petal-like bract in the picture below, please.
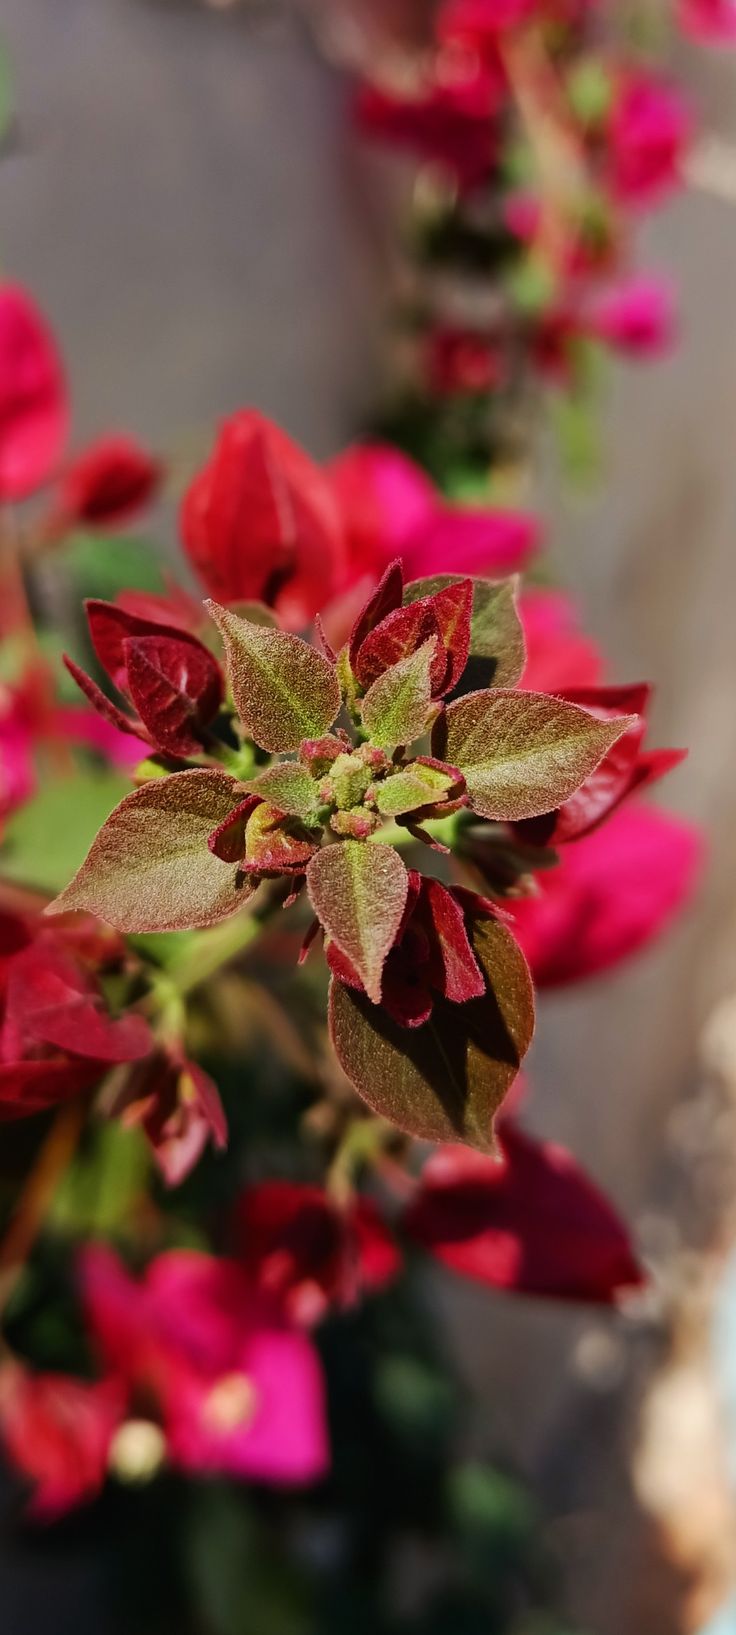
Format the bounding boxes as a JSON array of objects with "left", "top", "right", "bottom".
[
  {"left": 0, "top": 285, "right": 69, "bottom": 500},
  {"left": 510, "top": 802, "right": 703, "bottom": 987},
  {"left": 404, "top": 1122, "right": 644, "bottom": 1303}
]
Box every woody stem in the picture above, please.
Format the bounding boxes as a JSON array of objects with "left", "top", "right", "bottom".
[{"left": 0, "top": 1099, "right": 87, "bottom": 1318}]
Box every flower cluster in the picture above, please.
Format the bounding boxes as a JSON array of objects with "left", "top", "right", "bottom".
[{"left": 351, "top": 0, "right": 731, "bottom": 475}]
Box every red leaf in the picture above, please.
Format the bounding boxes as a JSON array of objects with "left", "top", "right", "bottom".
[
  {"left": 348, "top": 559, "right": 404, "bottom": 671},
  {"left": 207, "top": 796, "right": 261, "bottom": 863},
  {"left": 123, "top": 632, "right": 223, "bottom": 757},
  {"left": 629, "top": 745, "right": 688, "bottom": 795},
  {"left": 422, "top": 578, "right": 473, "bottom": 693},
  {"left": 404, "top": 1123, "right": 645, "bottom": 1303},
  {"left": 85, "top": 599, "right": 206, "bottom": 695},
  {"left": 55, "top": 435, "right": 162, "bottom": 529},
  {"left": 241, "top": 802, "right": 319, "bottom": 876},
  {"left": 0, "top": 1059, "right": 101, "bottom": 1120},
  {"left": 5, "top": 941, "right": 153, "bottom": 1064},
  {"left": 62, "top": 656, "right": 150, "bottom": 743},
  {"left": 112, "top": 1052, "right": 227, "bottom": 1187},
  {"left": 0, "top": 1364, "right": 125, "bottom": 1520},
  {"left": 420, "top": 879, "right": 485, "bottom": 1004},
  {"left": 353, "top": 601, "right": 443, "bottom": 691},
  {"left": 0, "top": 285, "right": 69, "bottom": 500}
]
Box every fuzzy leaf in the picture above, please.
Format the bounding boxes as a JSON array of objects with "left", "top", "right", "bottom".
[
  {"left": 360, "top": 638, "right": 437, "bottom": 749},
  {"left": 207, "top": 796, "right": 260, "bottom": 862},
  {"left": 329, "top": 905, "right": 534, "bottom": 1149},
  {"left": 242, "top": 802, "right": 318, "bottom": 875},
  {"left": 512, "top": 683, "right": 649, "bottom": 845},
  {"left": 353, "top": 602, "right": 441, "bottom": 692},
  {"left": 48, "top": 769, "right": 255, "bottom": 932},
  {"left": 244, "top": 763, "right": 322, "bottom": 823},
  {"left": 124, "top": 633, "right": 223, "bottom": 757},
  {"left": 307, "top": 841, "right": 408, "bottom": 1004},
  {"left": 405, "top": 576, "right": 525, "bottom": 689},
  {"left": 348, "top": 559, "right": 404, "bottom": 671},
  {"left": 206, "top": 601, "right": 340, "bottom": 753},
  {"left": 85, "top": 599, "right": 197, "bottom": 693},
  {"left": 374, "top": 761, "right": 456, "bottom": 818},
  {"left": 435, "top": 690, "right": 635, "bottom": 822},
  {"left": 421, "top": 579, "right": 473, "bottom": 692}
]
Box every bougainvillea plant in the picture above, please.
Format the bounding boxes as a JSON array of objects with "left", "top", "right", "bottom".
[
  {"left": 0, "top": 0, "right": 710, "bottom": 1583},
  {"left": 51, "top": 558, "right": 639, "bottom": 1151}
]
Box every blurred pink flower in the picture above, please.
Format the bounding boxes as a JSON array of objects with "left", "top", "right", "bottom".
[
  {"left": 607, "top": 71, "right": 692, "bottom": 207},
  {"left": 0, "top": 690, "right": 36, "bottom": 823},
  {"left": 51, "top": 434, "right": 162, "bottom": 532},
  {"left": 679, "top": 0, "right": 736, "bottom": 40},
  {"left": 404, "top": 1122, "right": 644, "bottom": 1303},
  {"left": 233, "top": 1181, "right": 401, "bottom": 1325},
  {"left": 0, "top": 286, "right": 69, "bottom": 501},
  {"left": 355, "top": 57, "right": 502, "bottom": 193},
  {"left": 0, "top": 1364, "right": 124, "bottom": 1520},
  {"left": 586, "top": 275, "right": 677, "bottom": 356},
  {"left": 509, "top": 801, "right": 702, "bottom": 986},
  {"left": 518, "top": 589, "right": 604, "bottom": 691},
  {"left": 80, "top": 1245, "right": 329, "bottom": 1486},
  {"left": 329, "top": 442, "right": 540, "bottom": 583}
]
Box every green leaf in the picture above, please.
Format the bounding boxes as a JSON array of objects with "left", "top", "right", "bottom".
[
  {"left": 1, "top": 767, "right": 131, "bottom": 894},
  {"left": 307, "top": 840, "right": 408, "bottom": 1004},
  {"left": 206, "top": 601, "right": 340, "bottom": 753},
  {"left": 48, "top": 769, "right": 255, "bottom": 932},
  {"left": 436, "top": 690, "right": 635, "bottom": 822},
  {"left": 63, "top": 530, "right": 166, "bottom": 600},
  {"left": 244, "top": 762, "right": 321, "bottom": 823},
  {"left": 50, "top": 1121, "right": 149, "bottom": 1238},
  {"left": 374, "top": 762, "right": 455, "bottom": 819},
  {"left": 404, "top": 576, "right": 525, "bottom": 688},
  {"left": 329, "top": 907, "right": 534, "bottom": 1149},
  {"left": 360, "top": 637, "right": 437, "bottom": 749}
]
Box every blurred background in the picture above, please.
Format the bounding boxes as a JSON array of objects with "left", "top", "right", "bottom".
[{"left": 2, "top": 1, "right": 736, "bottom": 1631}]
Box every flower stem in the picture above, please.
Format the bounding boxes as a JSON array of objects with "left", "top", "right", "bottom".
[
  {"left": 0, "top": 1100, "right": 86, "bottom": 1316},
  {"left": 167, "top": 887, "right": 283, "bottom": 1000}
]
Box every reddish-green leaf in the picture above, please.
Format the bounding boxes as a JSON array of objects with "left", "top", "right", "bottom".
[
  {"left": 48, "top": 770, "right": 254, "bottom": 932},
  {"left": 405, "top": 576, "right": 525, "bottom": 688},
  {"left": 329, "top": 905, "right": 534, "bottom": 1149},
  {"left": 307, "top": 840, "right": 408, "bottom": 1004},
  {"left": 435, "top": 690, "right": 635, "bottom": 822},
  {"left": 360, "top": 638, "right": 437, "bottom": 749},
  {"left": 206, "top": 601, "right": 340, "bottom": 753},
  {"left": 241, "top": 801, "right": 319, "bottom": 875},
  {"left": 353, "top": 603, "right": 441, "bottom": 692},
  {"left": 244, "top": 762, "right": 322, "bottom": 823},
  {"left": 374, "top": 761, "right": 457, "bottom": 818},
  {"left": 348, "top": 559, "right": 404, "bottom": 671}
]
